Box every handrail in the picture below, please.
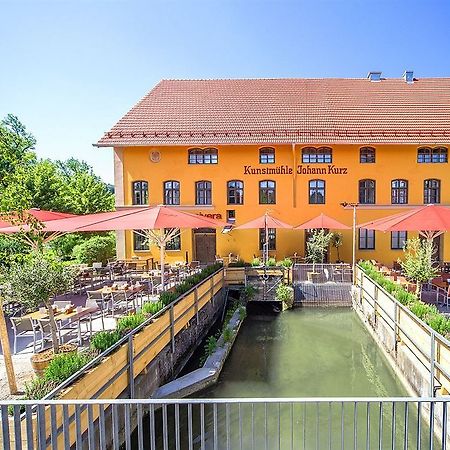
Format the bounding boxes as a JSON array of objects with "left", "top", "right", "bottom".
[{"left": 42, "top": 266, "right": 225, "bottom": 400}]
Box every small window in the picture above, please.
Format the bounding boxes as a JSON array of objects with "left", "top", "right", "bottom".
[
  {"left": 360, "top": 147, "right": 376, "bottom": 163},
  {"left": 259, "top": 228, "right": 276, "bottom": 250},
  {"left": 227, "top": 180, "right": 244, "bottom": 205},
  {"left": 359, "top": 179, "right": 376, "bottom": 204},
  {"left": 188, "top": 148, "right": 218, "bottom": 164},
  {"left": 163, "top": 181, "right": 180, "bottom": 205},
  {"left": 132, "top": 181, "right": 148, "bottom": 205},
  {"left": 165, "top": 228, "right": 181, "bottom": 251},
  {"left": 259, "top": 147, "right": 275, "bottom": 164},
  {"left": 302, "top": 147, "right": 332, "bottom": 163},
  {"left": 259, "top": 180, "right": 276, "bottom": 204},
  {"left": 309, "top": 179, "right": 325, "bottom": 204},
  {"left": 391, "top": 179, "right": 408, "bottom": 204},
  {"left": 424, "top": 179, "right": 441, "bottom": 204},
  {"left": 359, "top": 229, "right": 375, "bottom": 250},
  {"left": 195, "top": 181, "right": 212, "bottom": 205},
  {"left": 133, "top": 230, "right": 149, "bottom": 251},
  {"left": 391, "top": 231, "right": 407, "bottom": 250},
  {"left": 226, "top": 210, "right": 236, "bottom": 224},
  {"left": 417, "top": 147, "right": 448, "bottom": 163}
]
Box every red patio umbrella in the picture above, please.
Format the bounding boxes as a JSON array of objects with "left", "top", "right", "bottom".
[
  {"left": 0, "top": 206, "right": 227, "bottom": 288},
  {"left": 0, "top": 208, "right": 75, "bottom": 228},
  {"left": 235, "top": 212, "right": 292, "bottom": 264},
  {"left": 357, "top": 205, "right": 450, "bottom": 240},
  {"left": 294, "top": 213, "right": 350, "bottom": 230}
]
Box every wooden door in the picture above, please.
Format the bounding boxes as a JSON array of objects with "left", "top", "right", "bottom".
[{"left": 194, "top": 230, "right": 216, "bottom": 264}]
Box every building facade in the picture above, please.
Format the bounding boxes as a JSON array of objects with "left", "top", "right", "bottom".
[{"left": 97, "top": 76, "right": 450, "bottom": 266}]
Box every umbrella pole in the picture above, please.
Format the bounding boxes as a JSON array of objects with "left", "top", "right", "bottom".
[
  {"left": 160, "top": 228, "right": 166, "bottom": 291},
  {"left": 352, "top": 205, "right": 357, "bottom": 285}
]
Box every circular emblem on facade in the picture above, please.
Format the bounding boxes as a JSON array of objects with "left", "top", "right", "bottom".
[{"left": 149, "top": 151, "right": 161, "bottom": 163}]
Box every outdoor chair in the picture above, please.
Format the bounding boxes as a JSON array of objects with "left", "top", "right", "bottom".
[
  {"left": 87, "top": 290, "right": 113, "bottom": 313},
  {"left": 78, "top": 298, "right": 106, "bottom": 339},
  {"left": 36, "top": 318, "right": 75, "bottom": 348},
  {"left": 10, "top": 316, "right": 39, "bottom": 354}
]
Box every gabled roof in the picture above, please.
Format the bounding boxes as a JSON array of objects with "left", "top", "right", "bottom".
[{"left": 96, "top": 78, "right": 450, "bottom": 147}]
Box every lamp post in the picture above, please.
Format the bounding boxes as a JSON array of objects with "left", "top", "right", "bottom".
[{"left": 341, "top": 202, "right": 359, "bottom": 284}]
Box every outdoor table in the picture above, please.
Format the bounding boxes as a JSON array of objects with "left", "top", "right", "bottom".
[{"left": 22, "top": 306, "right": 99, "bottom": 344}]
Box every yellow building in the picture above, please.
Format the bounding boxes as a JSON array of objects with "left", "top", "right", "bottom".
[{"left": 96, "top": 74, "right": 450, "bottom": 266}]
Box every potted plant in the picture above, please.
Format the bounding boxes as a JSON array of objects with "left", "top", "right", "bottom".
[
  {"left": 330, "top": 233, "right": 344, "bottom": 263},
  {"left": 5, "top": 251, "right": 77, "bottom": 373},
  {"left": 399, "top": 238, "right": 438, "bottom": 296},
  {"left": 276, "top": 283, "right": 294, "bottom": 311},
  {"left": 305, "top": 230, "right": 333, "bottom": 282}
]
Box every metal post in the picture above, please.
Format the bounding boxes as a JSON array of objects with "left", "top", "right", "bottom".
[
  {"left": 128, "top": 335, "right": 135, "bottom": 398},
  {"left": 430, "top": 332, "right": 435, "bottom": 397},
  {"left": 352, "top": 204, "right": 357, "bottom": 285},
  {"left": 393, "top": 302, "right": 399, "bottom": 352},
  {"left": 210, "top": 277, "right": 214, "bottom": 306},
  {"left": 169, "top": 305, "right": 175, "bottom": 353}
]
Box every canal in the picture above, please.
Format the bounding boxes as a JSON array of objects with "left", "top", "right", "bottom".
[{"left": 134, "top": 308, "right": 435, "bottom": 449}]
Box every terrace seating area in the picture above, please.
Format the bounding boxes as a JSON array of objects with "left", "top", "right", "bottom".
[
  {"left": 368, "top": 260, "right": 450, "bottom": 311},
  {"left": 2, "top": 259, "right": 204, "bottom": 356}
]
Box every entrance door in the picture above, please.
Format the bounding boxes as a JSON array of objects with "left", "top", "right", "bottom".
[{"left": 194, "top": 229, "right": 217, "bottom": 264}]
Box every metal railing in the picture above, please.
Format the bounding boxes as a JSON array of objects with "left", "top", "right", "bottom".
[
  {"left": 292, "top": 263, "right": 353, "bottom": 283},
  {"left": 355, "top": 267, "right": 450, "bottom": 397},
  {"left": 42, "top": 267, "right": 225, "bottom": 401},
  {"left": 0, "top": 397, "right": 448, "bottom": 449}
]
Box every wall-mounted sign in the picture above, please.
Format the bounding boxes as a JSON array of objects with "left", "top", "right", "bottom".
[
  {"left": 243, "top": 164, "right": 348, "bottom": 175},
  {"left": 196, "top": 212, "right": 223, "bottom": 219}
]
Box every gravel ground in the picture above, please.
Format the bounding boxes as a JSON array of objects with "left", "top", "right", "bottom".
[{"left": 0, "top": 355, "right": 34, "bottom": 400}]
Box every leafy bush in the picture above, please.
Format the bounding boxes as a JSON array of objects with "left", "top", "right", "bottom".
[
  {"left": 24, "top": 377, "right": 58, "bottom": 400},
  {"left": 223, "top": 326, "right": 233, "bottom": 343},
  {"left": 91, "top": 330, "right": 122, "bottom": 353},
  {"left": 44, "top": 352, "right": 92, "bottom": 385},
  {"left": 277, "top": 258, "right": 293, "bottom": 268},
  {"left": 239, "top": 306, "right": 247, "bottom": 320},
  {"left": 360, "top": 261, "right": 450, "bottom": 338},
  {"left": 241, "top": 285, "right": 257, "bottom": 301},
  {"left": 72, "top": 234, "right": 116, "bottom": 265},
  {"left": 267, "top": 257, "right": 277, "bottom": 267},
  {"left": 142, "top": 300, "right": 165, "bottom": 316},
  {"left": 276, "top": 283, "right": 294, "bottom": 308},
  {"left": 116, "top": 313, "right": 146, "bottom": 335},
  {"left": 205, "top": 336, "right": 217, "bottom": 355},
  {"left": 251, "top": 257, "right": 261, "bottom": 267},
  {"left": 160, "top": 291, "right": 178, "bottom": 306},
  {"left": 50, "top": 233, "right": 87, "bottom": 261}
]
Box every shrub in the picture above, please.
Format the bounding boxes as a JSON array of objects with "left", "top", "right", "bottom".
[
  {"left": 267, "top": 257, "right": 277, "bottom": 267},
  {"left": 91, "top": 330, "right": 122, "bottom": 353},
  {"left": 205, "top": 336, "right": 217, "bottom": 355},
  {"left": 24, "top": 377, "right": 58, "bottom": 400},
  {"left": 228, "top": 259, "right": 249, "bottom": 267},
  {"left": 160, "top": 291, "right": 178, "bottom": 306},
  {"left": 116, "top": 313, "right": 146, "bottom": 335},
  {"left": 44, "top": 352, "right": 92, "bottom": 385},
  {"left": 251, "top": 257, "right": 261, "bottom": 267},
  {"left": 238, "top": 306, "right": 247, "bottom": 320},
  {"left": 276, "top": 283, "right": 294, "bottom": 309},
  {"left": 222, "top": 326, "right": 233, "bottom": 343},
  {"left": 277, "top": 258, "right": 293, "bottom": 268},
  {"left": 142, "top": 300, "right": 165, "bottom": 316},
  {"left": 72, "top": 234, "right": 116, "bottom": 265},
  {"left": 241, "top": 285, "right": 257, "bottom": 301}
]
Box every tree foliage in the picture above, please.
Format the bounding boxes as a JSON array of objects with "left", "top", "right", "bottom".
[
  {"left": 306, "top": 229, "right": 333, "bottom": 270},
  {"left": 0, "top": 115, "right": 114, "bottom": 214},
  {"left": 400, "top": 238, "right": 438, "bottom": 294}
]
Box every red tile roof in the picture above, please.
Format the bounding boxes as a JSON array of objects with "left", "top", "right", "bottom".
[{"left": 96, "top": 78, "right": 450, "bottom": 146}]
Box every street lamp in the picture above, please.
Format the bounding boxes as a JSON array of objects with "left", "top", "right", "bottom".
[{"left": 340, "top": 202, "right": 359, "bottom": 284}]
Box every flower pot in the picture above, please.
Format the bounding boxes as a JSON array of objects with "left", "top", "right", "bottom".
[
  {"left": 30, "top": 343, "right": 78, "bottom": 376},
  {"left": 307, "top": 272, "right": 320, "bottom": 283}
]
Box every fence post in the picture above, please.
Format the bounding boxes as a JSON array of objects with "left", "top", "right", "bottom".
[
  {"left": 194, "top": 287, "right": 199, "bottom": 323},
  {"left": 393, "top": 302, "right": 399, "bottom": 352},
  {"left": 373, "top": 286, "right": 378, "bottom": 325},
  {"left": 128, "top": 335, "right": 135, "bottom": 399},
  {"left": 430, "top": 331, "right": 436, "bottom": 397},
  {"left": 210, "top": 277, "right": 214, "bottom": 306},
  {"left": 169, "top": 305, "right": 175, "bottom": 353}
]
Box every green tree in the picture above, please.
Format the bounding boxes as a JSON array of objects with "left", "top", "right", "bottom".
[
  {"left": 400, "top": 238, "right": 438, "bottom": 295},
  {"left": 306, "top": 229, "right": 333, "bottom": 272},
  {"left": 0, "top": 114, "right": 36, "bottom": 188}
]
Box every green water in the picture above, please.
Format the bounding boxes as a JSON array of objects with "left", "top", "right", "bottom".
[
  {"left": 199, "top": 308, "right": 407, "bottom": 398},
  {"left": 137, "top": 309, "right": 436, "bottom": 449}
]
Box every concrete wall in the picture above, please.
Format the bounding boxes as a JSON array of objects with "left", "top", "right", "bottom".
[{"left": 354, "top": 267, "right": 450, "bottom": 447}]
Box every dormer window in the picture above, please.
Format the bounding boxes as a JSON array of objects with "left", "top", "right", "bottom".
[{"left": 360, "top": 147, "right": 376, "bottom": 163}]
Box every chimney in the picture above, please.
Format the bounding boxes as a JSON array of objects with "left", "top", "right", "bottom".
[
  {"left": 367, "top": 71, "right": 382, "bottom": 82},
  {"left": 403, "top": 70, "right": 414, "bottom": 84}
]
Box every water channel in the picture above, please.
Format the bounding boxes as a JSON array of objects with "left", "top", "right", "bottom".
[{"left": 134, "top": 308, "right": 435, "bottom": 449}]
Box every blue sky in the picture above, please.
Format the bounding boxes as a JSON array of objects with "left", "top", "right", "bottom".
[{"left": 1, "top": 0, "right": 450, "bottom": 184}]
